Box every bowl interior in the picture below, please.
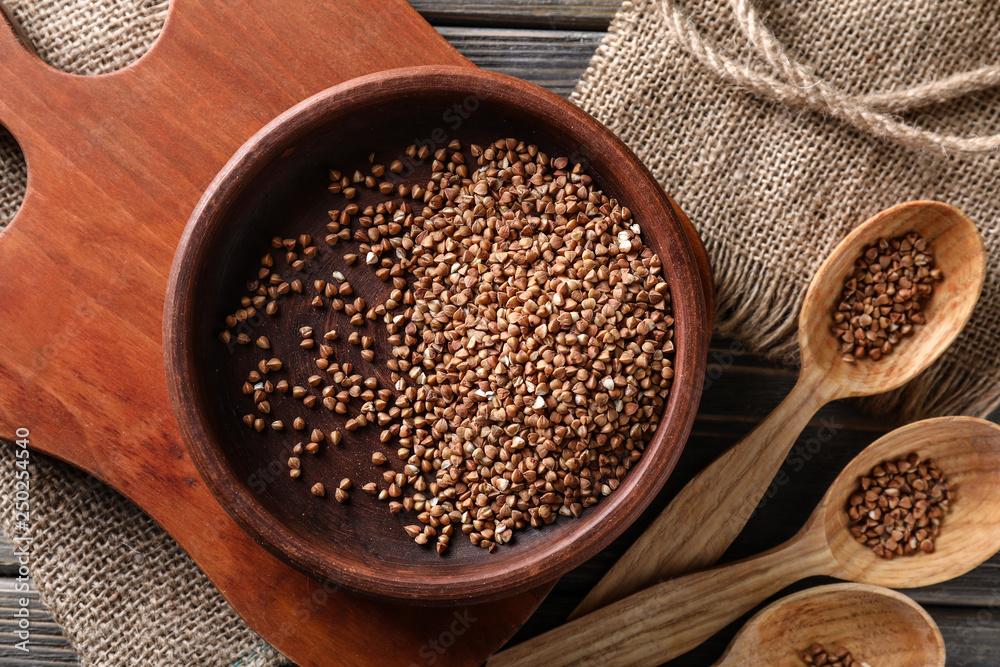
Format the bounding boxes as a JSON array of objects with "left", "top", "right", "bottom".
[{"left": 166, "top": 67, "right": 708, "bottom": 602}]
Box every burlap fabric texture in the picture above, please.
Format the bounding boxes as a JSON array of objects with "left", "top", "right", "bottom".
[
  {"left": 0, "top": 1, "right": 289, "bottom": 665},
  {"left": 3, "top": 0, "right": 1000, "bottom": 665},
  {"left": 574, "top": 0, "right": 1000, "bottom": 418}
]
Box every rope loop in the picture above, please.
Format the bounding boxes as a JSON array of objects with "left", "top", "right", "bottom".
[{"left": 659, "top": 0, "right": 1000, "bottom": 155}]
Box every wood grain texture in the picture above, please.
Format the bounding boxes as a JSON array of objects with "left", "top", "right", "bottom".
[
  {"left": 165, "top": 66, "right": 709, "bottom": 603},
  {"left": 412, "top": 0, "right": 618, "bottom": 30},
  {"left": 0, "top": 580, "right": 78, "bottom": 666},
  {"left": 793, "top": 202, "right": 986, "bottom": 400},
  {"left": 491, "top": 536, "right": 832, "bottom": 667},
  {"left": 925, "top": 606, "right": 1000, "bottom": 667},
  {"left": 0, "top": 539, "right": 16, "bottom": 577},
  {"left": 438, "top": 27, "right": 601, "bottom": 96},
  {"left": 492, "top": 417, "right": 1000, "bottom": 666},
  {"left": 714, "top": 583, "right": 944, "bottom": 667},
  {"left": 0, "top": 3, "right": 563, "bottom": 666},
  {"left": 572, "top": 201, "right": 987, "bottom": 617}
]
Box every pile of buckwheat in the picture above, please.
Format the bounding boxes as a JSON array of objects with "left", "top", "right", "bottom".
[
  {"left": 831, "top": 232, "right": 941, "bottom": 362},
  {"left": 800, "top": 643, "right": 867, "bottom": 667},
  {"left": 218, "top": 138, "right": 675, "bottom": 554},
  {"left": 846, "top": 453, "right": 953, "bottom": 559}
]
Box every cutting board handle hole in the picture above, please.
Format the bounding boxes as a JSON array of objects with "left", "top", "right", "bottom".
[
  {"left": 1, "top": 0, "right": 167, "bottom": 76},
  {"left": 0, "top": 126, "right": 25, "bottom": 230}
]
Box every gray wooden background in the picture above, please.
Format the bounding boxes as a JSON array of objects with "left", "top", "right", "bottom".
[{"left": 1, "top": 1, "right": 998, "bottom": 665}]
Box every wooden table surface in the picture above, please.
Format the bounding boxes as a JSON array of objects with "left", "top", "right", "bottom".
[{"left": 1, "top": 2, "right": 998, "bottom": 665}]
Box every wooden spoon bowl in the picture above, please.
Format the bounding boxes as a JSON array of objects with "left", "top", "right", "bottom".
[
  {"left": 716, "top": 583, "right": 944, "bottom": 667},
  {"left": 800, "top": 200, "right": 985, "bottom": 397},
  {"left": 164, "top": 66, "right": 711, "bottom": 604},
  {"left": 820, "top": 416, "right": 1000, "bottom": 587}
]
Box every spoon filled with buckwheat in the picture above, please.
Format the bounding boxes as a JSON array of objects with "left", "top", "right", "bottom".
[{"left": 489, "top": 416, "right": 1000, "bottom": 667}]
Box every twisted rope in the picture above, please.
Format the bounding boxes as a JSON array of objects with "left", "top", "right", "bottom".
[{"left": 659, "top": 0, "right": 1000, "bottom": 155}]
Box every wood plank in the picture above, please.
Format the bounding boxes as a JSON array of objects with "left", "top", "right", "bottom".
[
  {"left": 437, "top": 27, "right": 601, "bottom": 96},
  {"left": 902, "top": 557, "right": 1000, "bottom": 608},
  {"left": 411, "top": 0, "right": 618, "bottom": 31},
  {"left": 0, "top": 579, "right": 78, "bottom": 665},
  {"left": 0, "top": 538, "right": 16, "bottom": 577},
  {"left": 696, "top": 370, "right": 892, "bottom": 433},
  {"left": 926, "top": 606, "right": 1000, "bottom": 667}
]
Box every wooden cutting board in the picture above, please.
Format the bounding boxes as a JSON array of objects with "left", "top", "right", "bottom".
[{"left": 0, "top": 2, "right": 552, "bottom": 665}]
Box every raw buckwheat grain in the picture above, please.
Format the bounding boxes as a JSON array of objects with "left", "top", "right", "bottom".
[
  {"left": 218, "top": 137, "right": 676, "bottom": 554},
  {"left": 831, "top": 232, "right": 941, "bottom": 362}
]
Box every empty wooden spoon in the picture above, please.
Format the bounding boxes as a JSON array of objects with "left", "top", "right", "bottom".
[
  {"left": 572, "top": 201, "right": 986, "bottom": 618},
  {"left": 714, "top": 583, "right": 944, "bottom": 667},
  {"left": 489, "top": 416, "right": 1000, "bottom": 666}
]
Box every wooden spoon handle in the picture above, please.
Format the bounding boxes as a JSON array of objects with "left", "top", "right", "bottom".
[
  {"left": 572, "top": 371, "right": 837, "bottom": 618},
  {"left": 489, "top": 538, "right": 828, "bottom": 667}
]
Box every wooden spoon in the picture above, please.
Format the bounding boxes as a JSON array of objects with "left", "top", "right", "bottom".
[
  {"left": 489, "top": 416, "right": 1000, "bottom": 666},
  {"left": 572, "top": 201, "right": 986, "bottom": 618},
  {"left": 714, "top": 583, "right": 944, "bottom": 667}
]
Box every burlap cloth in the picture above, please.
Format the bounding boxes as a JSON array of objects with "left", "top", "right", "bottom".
[
  {"left": 2, "top": 0, "right": 1000, "bottom": 664},
  {"left": 574, "top": 0, "right": 1000, "bottom": 417}
]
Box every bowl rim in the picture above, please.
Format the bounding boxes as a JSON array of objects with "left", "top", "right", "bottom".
[{"left": 164, "top": 64, "right": 709, "bottom": 603}]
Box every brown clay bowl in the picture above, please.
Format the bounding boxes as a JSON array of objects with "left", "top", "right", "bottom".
[{"left": 164, "top": 65, "right": 711, "bottom": 603}]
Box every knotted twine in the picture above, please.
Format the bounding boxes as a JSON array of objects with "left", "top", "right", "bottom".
[{"left": 661, "top": 0, "right": 1000, "bottom": 154}]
